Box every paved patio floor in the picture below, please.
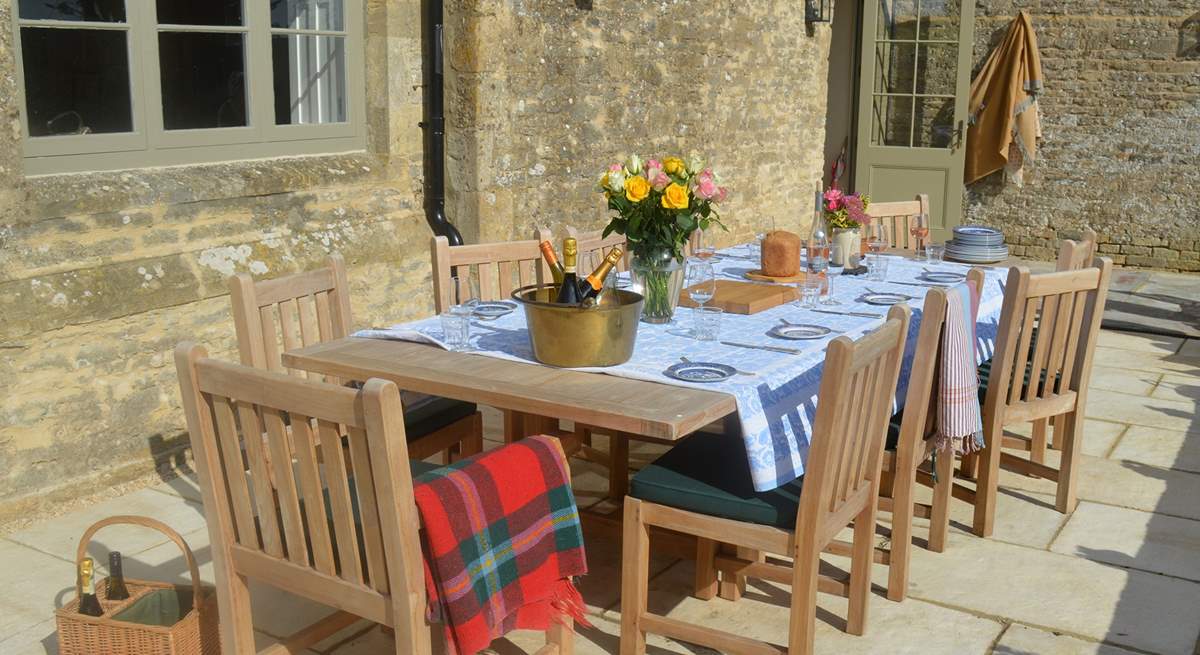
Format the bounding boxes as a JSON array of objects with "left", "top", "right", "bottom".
[{"left": 2, "top": 327, "right": 1199, "bottom": 655}]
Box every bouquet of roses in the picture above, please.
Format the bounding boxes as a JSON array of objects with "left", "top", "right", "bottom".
[{"left": 822, "top": 187, "right": 871, "bottom": 230}]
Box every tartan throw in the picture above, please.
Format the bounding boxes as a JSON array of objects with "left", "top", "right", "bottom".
[
  {"left": 413, "top": 435, "right": 590, "bottom": 655},
  {"left": 937, "top": 280, "right": 986, "bottom": 454}
]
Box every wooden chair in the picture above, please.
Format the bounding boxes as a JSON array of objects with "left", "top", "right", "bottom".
[
  {"left": 174, "top": 344, "right": 573, "bottom": 655},
  {"left": 228, "top": 255, "right": 482, "bottom": 463},
  {"left": 874, "top": 267, "right": 987, "bottom": 601},
  {"left": 866, "top": 194, "right": 930, "bottom": 252},
  {"left": 430, "top": 232, "right": 552, "bottom": 313},
  {"left": 566, "top": 226, "right": 629, "bottom": 275},
  {"left": 621, "top": 305, "right": 912, "bottom": 655},
  {"left": 971, "top": 258, "right": 1114, "bottom": 537}
]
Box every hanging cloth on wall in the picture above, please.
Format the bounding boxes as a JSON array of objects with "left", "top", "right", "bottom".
[{"left": 965, "top": 10, "right": 1043, "bottom": 186}]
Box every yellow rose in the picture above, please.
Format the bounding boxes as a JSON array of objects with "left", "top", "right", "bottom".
[
  {"left": 663, "top": 157, "right": 685, "bottom": 176},
  {"left": 661, "top": 182, "right": 689, "bottom": 210},
  {"left": 625, "top": 175, "right": 651, "bottom": 202}
]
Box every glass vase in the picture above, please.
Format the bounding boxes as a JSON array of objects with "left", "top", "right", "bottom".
[{"left": 629, "top": 248, "right": 687, "bottom": 324}]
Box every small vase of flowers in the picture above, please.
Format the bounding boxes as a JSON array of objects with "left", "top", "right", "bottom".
[
  {"left": 821, "top": 187, "right": 871, "bottom": 266},
  {"left": 599, "top": 155, "right": 727, "bottom": 323}
]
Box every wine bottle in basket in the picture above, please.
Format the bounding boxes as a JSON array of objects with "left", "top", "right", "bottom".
[
  {"left": 538, "top": 240, "right": 565, "bottom": 287},
  {"left": 78, "top": 557, "right": 104, "bottom": 616},
  {"left": 555, "top": 238, "right": 582, "bottom": 305},
  {"left": 580, "top": 246, "right": 624, "bottom": 301},
  {"left": 106, "top": 551, "right": 130, "bottom": 601}
]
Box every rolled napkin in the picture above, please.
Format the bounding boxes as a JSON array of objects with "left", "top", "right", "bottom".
[
  {"left": 414, "top": 435, "right": 591, "bottom": 655},
  {"left": 761, "top": 230, "right": 801, "bottom": 277}
]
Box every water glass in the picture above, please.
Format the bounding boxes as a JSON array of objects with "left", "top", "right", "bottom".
[
  {"left": 868, "top": 254, "right": 891, "bottom": 282},
  {"left": 822, "top": 245, "right": 843, "bottom": 305},
  {"left": 686, "top": 259, "right": 717, "bottom": 309},
  {"left": 693, "top": 306, "right": 723, "bottom": 341},
  {"left": 925, "top": 243, "right": 945, "bottom": 263},
  {"left": 799, "top": 277, "right": 822, "bottom": 308},
  {"left": 439, "top": 311, "right": 470, "bottom": 350}
]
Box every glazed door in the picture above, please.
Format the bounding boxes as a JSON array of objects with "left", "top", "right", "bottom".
[{"left": 854, "top": 0, "right": 975, "bottom": 240}]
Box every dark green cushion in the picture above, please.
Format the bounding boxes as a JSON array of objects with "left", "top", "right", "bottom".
[
  {"left": 629, "top": 433, "right": 803, "bottom": 529},
  {"left": 405, "top": 397, "right": 476, "bottom": 440}
]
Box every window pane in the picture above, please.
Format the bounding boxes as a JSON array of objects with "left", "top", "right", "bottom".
[
  {"left": 18, "top": 0, "right": 125, "bottom": 22},
  {"left": 156, "top": 0, "right": 242, "bottom": 26},
  {"left": 874, "top": 42, "right": 916, "bottom": 94},
  {"left": 20, "top": 27, "right": 132, "bottom": 136},
  {"left": 876, "top": 0, "right": 917, "bottom": 41},
  {"left": 159, "top": 33, "right": 247, "bottom": 130},
  {"left": 872, "top": 95, "right": 913, "bottom": 147},
  {"left": 272, "top": 35, "right": 347, "bottom": 125},
  {"left": 918, "top": 0, "right": 961, "bottom": 41},
  {"left": 272, "top": 0, "right": 344, "bottom": 31},
  {"left": 914, "top": 97, "right": 955, "bottom": 148},
  {"left": 916, "top": 43, "right": 958, "bottom": 95}
]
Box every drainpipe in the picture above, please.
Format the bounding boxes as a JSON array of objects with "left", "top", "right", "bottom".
[{"left": 420, "top": 0, "right": 463, "bottom": 246}]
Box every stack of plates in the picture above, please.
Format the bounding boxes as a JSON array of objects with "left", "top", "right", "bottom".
[{"left": 944, "top": 225, "right": 1009, "bottom": 263}]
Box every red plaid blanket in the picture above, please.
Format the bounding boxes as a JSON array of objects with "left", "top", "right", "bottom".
[{"left": 413, "top": 435, "right": 589, "bottom": 655}]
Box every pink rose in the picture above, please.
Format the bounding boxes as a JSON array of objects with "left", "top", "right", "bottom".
[
  {"left": 714, "top": 186, "right": 728, "bottom": 203},
  {"left": 695, "top": 178, "right": 719, "bottom": 200},
  {"left": 643, "top": 159, "right": 661, "bottom": 173},
  {"left": 650, "top": 171, "right": 671, "bottom": 191},
  {"left": 608, "top": 163, "right": 623, "bottom": 173},
  {"left": 823, "top": 188, "right": 844, "bottom": 210}
]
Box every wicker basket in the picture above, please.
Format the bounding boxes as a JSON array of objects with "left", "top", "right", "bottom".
[{"left": 55, "top": 515, "right": 220, "bottom": 655}]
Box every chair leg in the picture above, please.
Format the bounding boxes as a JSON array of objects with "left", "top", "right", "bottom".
[
  {"left": 215, "top": 567, "right": 256, "bottom": 655},
  {"left": 609, "top": 433, "right": 630, "bottom": 500},
  {"left": 886, "top": 468, "right": 914, "bottom": 602},
  {"left": 546, "top": 617, "right": 574, "bottom": 655},
  {"left": 1048, "top": 413, "right": 1065, "bottom": 450},
  {"left": 718, "top": 546, "right": 761, "bottom": 601},
  {"left": 787, "top": 534, "right": 821, "bottom": 655},
  {"left": 620, "top": 497, "right": 650, "bottom": 655},
  {"left": 959, "top": 451, "right": 979, "bottom": 479},
  {"left": 973, "top": 420, "right": 1003, "bottom": 538},
  {"left": 463, "top": 412, "right": 484, "bottom": 457},
  {"left": 694, "top": 537, "right": 718, "bottom": 600},
  {"left": 1056, "top": 411, "right": 1082, "bottom": 514},
  {"left": 1030, "top": 418, "right": 1048, "bottom": 466},
  {"left": 847, "top": 500, "right": 876, "bottom": 636},
  {"left": 928, "top": 449, "right": 954, "bottom": 553}
]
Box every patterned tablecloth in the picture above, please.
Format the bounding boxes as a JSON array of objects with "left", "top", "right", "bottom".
[{"left": 357, "top": 245, "right": 1007, "bottom": 492}]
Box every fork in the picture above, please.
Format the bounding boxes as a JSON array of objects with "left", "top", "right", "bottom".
[{"left": 680, "top": 355, "right": 757, "bottom": 377}]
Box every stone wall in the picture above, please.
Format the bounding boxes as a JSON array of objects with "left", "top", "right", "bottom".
[
  {"left": 965, "top": 1, "right": 1200, "bottom": 270},
  {"left": 0, "top": 0, "right": 436, "bottom": 519},
  {"left": 444, "top": 0, "right": 833, "bottom": 247}
]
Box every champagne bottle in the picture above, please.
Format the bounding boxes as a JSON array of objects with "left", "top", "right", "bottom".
[
  {"left": 554, "top": 238, "right": 582, "bottom": 305},
  {"left": 106, "top": 551, "right": 130, "bottom": 601},
  {"left": 580, "top": 246, "right": 624, "bottom": 301},
  {"left": 78, "top": 557, "right": 103, "bottom": 617},
  {"left": 538, "top": 240, "right": 566, "bottom": 286}
]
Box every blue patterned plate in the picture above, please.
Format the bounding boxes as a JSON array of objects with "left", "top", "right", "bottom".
[
  {"left": 768, "top": 324, "right": 832, "bottom": 340},
  {"left": 664, "top": 361, "right": 736, "bottom": 383},
  {"left": 471, "top": 301, "right": 517, "bottom": 319},
  {"left": 860, "top": 292, "right": 910, "bottom": 306}
]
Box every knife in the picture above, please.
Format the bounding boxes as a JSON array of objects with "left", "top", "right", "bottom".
[
  {"left": 810, "top": 308, "right": 884, "bottom": 319},
  {"left": 720, "top": 340, "right": 802, "bottom": 355}
]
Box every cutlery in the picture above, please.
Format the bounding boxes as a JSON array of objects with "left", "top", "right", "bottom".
[
  {"left": 720, "top": 340, "right": 802, "bottom": 355},
  {"left": 889, "top": 280, "right": 948, "bottom": 289},
  {"left": 867, "top": 286, "right": 916, "bottom": 299},
  {"left": 680, "top": 355, "right": 757, "bottom": 377},
  {"left": 778, "top": 317, "right": 843, "bottom": 331},
  {"left": 810, "top": 308, "right": 884, "bottom": 319}
]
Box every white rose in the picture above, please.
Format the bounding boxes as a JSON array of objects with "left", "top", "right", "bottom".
[
  {"left": 686, "top": 156, "right": 705, "bottom": 175},
  {"left": 626, "top": 154, "right": 643, "bottom": 175},
  {"left": 606, "top": 169, "right": 627, "bottom": 193}
]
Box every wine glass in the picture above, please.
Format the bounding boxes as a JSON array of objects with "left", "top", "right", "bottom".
[
  {"left": 910, "top": 215, "right": 930, "bottom": 251},
  {"left": 686, "top": 259, "right": 716, "bottom": 311},
  {"left": 821, "top": 244, "right": 843, "bottom": 305}
]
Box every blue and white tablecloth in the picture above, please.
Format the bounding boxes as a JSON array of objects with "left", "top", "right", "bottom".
[{"left": 357, "top": 245, "right": 1007, "bottom": 492}]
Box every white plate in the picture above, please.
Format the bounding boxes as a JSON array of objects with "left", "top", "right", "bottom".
[
  {"left": 664, "top": 361, "right": 736, "bottom": 383},
  {"left": 768, "top": 324, "right": 833, "bottom": 340},
  {"left": 471, "top": 301, "right": 517, "bottom": 319},
  {"left": 860, "top": 292, "right": 910, "bottom": 306},
  {"left": 920, "top": 271, "right": 967, "bottom": 284}
]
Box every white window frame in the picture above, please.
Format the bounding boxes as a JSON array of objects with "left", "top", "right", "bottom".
[{"left": 13, "top": 1, "right": 365, "bottom": 176}]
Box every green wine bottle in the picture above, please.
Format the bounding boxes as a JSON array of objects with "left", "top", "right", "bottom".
[
  {"left": 78, "top": 558, "right": 104, "bottom": 617},
  {"left": 555, "top": 238, "right": 582, "bottom": 305},
  {"left": 106, "top": 551, "right": 130, "bottom": 601},
  {"left": 580, "top": 246, "right": 624, "bottom": 301}
]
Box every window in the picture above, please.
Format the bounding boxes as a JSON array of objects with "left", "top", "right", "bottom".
[{"left": 13, "top": 0, "right": 364, "bottom": 175}]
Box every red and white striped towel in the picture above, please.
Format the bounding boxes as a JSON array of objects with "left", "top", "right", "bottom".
[{"left": 937, "top": 280, "right": 985, "bottom": 454}]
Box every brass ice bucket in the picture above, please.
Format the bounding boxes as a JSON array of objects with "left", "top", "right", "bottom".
[{"left": 511, "top": 284, "right": 643, "bottom": 367}]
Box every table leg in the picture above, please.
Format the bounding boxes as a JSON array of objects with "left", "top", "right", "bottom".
[{"left": 609, "top": 432, "right": 630, "bottom": 500}]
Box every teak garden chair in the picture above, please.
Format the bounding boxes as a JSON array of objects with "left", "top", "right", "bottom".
[
  {"left": 621, "top": 305, "right": 912, "bottom": 655},
  {"left": 566, "top": 226, "right": 629, "bottom": 274},
  {"left": 229, "top": 254, "right": 482, "bottom": 462},
  {"left": 971, "top": 258, "right": 1114, "bottom": 537},
  {"left": 174, "top": 344, "right": 574, "bottom": 655},
  {"left": 866, "top": 194, "right": 931, "bottom": 252}
]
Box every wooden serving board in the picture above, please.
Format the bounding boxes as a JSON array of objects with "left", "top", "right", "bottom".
[{"left": 679, "top": 279, "right": 799, "bottom": 315}]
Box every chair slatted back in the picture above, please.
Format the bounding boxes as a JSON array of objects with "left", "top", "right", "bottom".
[
  {"left": 430, "top": 232, "right": 551, "bottom": 314},
  {"left": 797, "top": 305, "right": 911, "bottom": 541},
  {"left": 984, "top": 260, "right": 1113, "bottom": 425},
  {"left": 175, "top": 344, "right": 429, "bottom": 650},
  {"left": 1056, "top": 229, "right": 1097, "bottom": 271},
  {"left": 229, "top": 255, "right": 353, "bottom": 381},
  {"left": 866, "top": 194, "right": 930, "bottom": 252},
  {"left": 895, "top": 268, "right": 988, "bottom": 447},
  {"left": 567, "top": 227, "right": 630, "bottom": 274}
]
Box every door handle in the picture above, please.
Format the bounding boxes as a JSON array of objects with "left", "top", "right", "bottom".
[{"left": 951, "top": 120, "right": 965, "bottom": 151}]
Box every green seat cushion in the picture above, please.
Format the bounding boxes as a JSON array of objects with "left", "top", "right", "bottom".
[
  {"left": 405, "top": 397, "right": 476, "bottom": 440},
  {"left": 630, "top": 433, "right": 803, "bottom": 529}
]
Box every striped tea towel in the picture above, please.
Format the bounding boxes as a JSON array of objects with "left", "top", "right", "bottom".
[
  {"left": 937, "top": 280, "right": 985, "bottom": 454},
  {"left": 413, "top": 435, "right": 590, "bottom": 655}
]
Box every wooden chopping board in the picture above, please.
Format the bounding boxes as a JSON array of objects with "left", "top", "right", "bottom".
[{"left": 679, "top": 279, "right": 799, "bottom": 315}]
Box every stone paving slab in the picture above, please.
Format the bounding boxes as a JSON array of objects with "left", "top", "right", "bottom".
[
  {"left": 1109, "top": 424, "right": 1200, "bottom": 473},
  {"left": 904, "top": 533, "right": 1200, "bottom": 654},
  {"left": 1088, "top": 366, "right": 1161, "bottom": 397},
  {"left": 1149, "top": 372, "right": 1200, "bottom": 405},
  {"left": 1050, "top": 501, "right": 1200, "bottom": 583},
  {"left": 1090, "top": 346, "right": 1200, "bottom": 375},
  {"left": 993, "top": 624, "right": 1139, "bottom": 655},
  {"left": 1095, "top": 330, "right": 1184, "bottom": 354},
  {"left": 1085, "top": 388, "right": 1198, "bottom": 433},
  {"left": 0, "top": 540, "right": 73, "bottom": 655}
]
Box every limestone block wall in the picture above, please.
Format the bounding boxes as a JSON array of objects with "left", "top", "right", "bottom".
[
  {"left": 0, "top": 0, "right": 437, "bottom": 519},
  {"left": 443, "top": 0, "right": 833, "bottom": 247},
  {"left": 965, "top": 1, "right": 1200, "bottom": 270}
]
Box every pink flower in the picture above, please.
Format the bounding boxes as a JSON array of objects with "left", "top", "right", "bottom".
[
  {"left": 608, "top": 163, "right": 623, "bottom": 173},
  {"left": 695, "top": 177, "right": 719, "bottom": 200},
  {"left": 643, "top": 159, "right": 661, "bottom": 173},
  {"left": 714, "top": 186, "right": 728, "bottom": 203},
  {"left": 823, "top": 188, "right": 844, "bottom": 211},
  {"left": 650, "top": 171, "right": 671, "bottom": 191},
  {"left": 843, "top": 194, "right": 868, "bottom": 224}
]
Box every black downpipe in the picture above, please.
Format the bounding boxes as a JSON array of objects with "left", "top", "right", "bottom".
[{"left": 421, "top": 0, "right": 463, "bottom": 246}]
